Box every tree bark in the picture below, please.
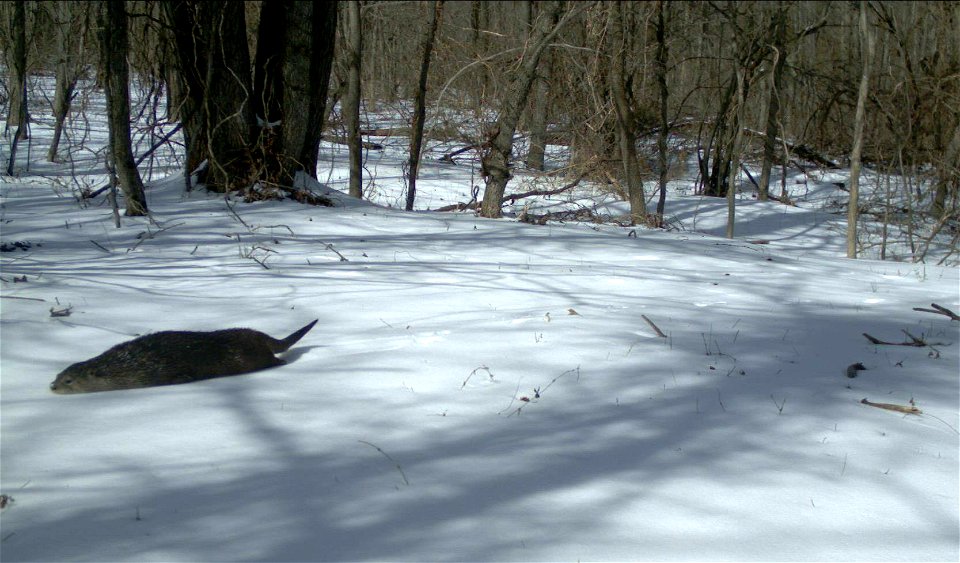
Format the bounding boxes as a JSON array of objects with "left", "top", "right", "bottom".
[
  {"left": 654, "top": 0, "right": 670, "bottom": 224},
  {"left": 470, "top": 0, "right": 489, "bottom": 112},
  {"left": 167, "top": 0, "right": 336, "bottom": 193},
  {"left": 344, "top": 0, "right": 363, "bottom": 198},
  {"left": 5, "top": 0, "right": 27, "bottom": 141},
  {"left": 163, "top": 0, "right": 210, "bottom": 180},
  {"left": 847, "top": 0, "right": 874, "bottom": 258},
  {"left": 932, "top": 122, "right": 959, "bottom": 217},
  {"left": 726, "top": 66, "right": 746, "bottom": 239},
  {"left": 48, "top": 1, "right": 87, "bottom": 162},
  {"left": 479, "top": 1, "right": 567, "bottom": 219},
  {"left": 280, "top": 1, "right": 337, "bottom": 185},
  {"left": 525, "top": 1, "right": 551, "bottom": 172},
  {"left": 406, "top": 0, "right": 443, "bottom": 211},
  {"left": 758, "top": 4, "right": 787, "bottom": 202},
  {"left": 99, "top": 0, "right": 147, "bottom": 215},
  {"left": 202, "top": 0, "right": 254, "bottom": 193},
  {"left": 253, "top": 1, "right": 337, "bottom": 187},
  {"left": 607, "top": 1, "right": 646, "bottom": 225}
]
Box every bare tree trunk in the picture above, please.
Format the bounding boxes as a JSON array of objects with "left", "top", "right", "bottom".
[
  {"left": 932, "top": 122, "right": 959, "bottom": 217},
  {"left": 253, "top": 1, "right": 337, "bottom": 187},
  {"left": 168, "top": 0, "right": 335, "bottom": 194},
  {"left": 524, "top": 1, "right": 550, "bottom": 172},
  {"left": 726, "top": 66, "right": 746, "bottom": 238},
  {"left": 701, "top": 77, "right": 736, "bottom": 197},
  {"left": 607, "top": 1, "right": 646, "bottom": 225},
  {"left": 479, "top": 1, "right": 568, "bottom": 219},
  {"left": 202, "top": 1, "right": 254, "bottom": 193},
  {"left": 470, "top": 0, "right": 489, "bottom": 111},
  {"left": 98, "top": 0, "right": 147, "bottom": 215},
  {"left": 525, "top": 63, "right": 550, "bottom": 171},
  {"left": 48, "top": 1, "right": 86, "bottom": 162},
  {"left": 5, "top": 0, "right": 27, "bottom": 141},
  {"left": 163, "top": 1, "right": 210, "bottom": 181},
  {"left": 300, "top": 1, "right": 338, "bottom": 179},
  {"left": 280, "top": 1, "right": 337, "bottom": 185},
  {"left": 758, "top": 5, "right": 787, "bottom": 202},
  {"left": 654, "top": 0, "right": 670, "bottom": 224},
  {"left": 344, "top": 0, "right": 363, "bottom": 198},
  {"left": 406, "top": 0, "right": 443, "bottom": 211},
  {"left": 48, "top": 69, "right": 77, "bottom": 163},
  {"left": 847, "top": 0, "right": 874, "bottom": 258}
]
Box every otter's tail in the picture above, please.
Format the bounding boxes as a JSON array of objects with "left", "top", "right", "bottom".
[{"left": 271, "top": 319, "right": 319, "bottom": 353}]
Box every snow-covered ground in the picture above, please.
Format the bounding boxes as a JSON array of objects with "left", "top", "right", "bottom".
[{"left": 1, "top": 90, "right": 958, "bottom": 561}]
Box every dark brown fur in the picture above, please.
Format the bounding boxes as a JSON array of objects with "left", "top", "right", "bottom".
[{"left": 50, "top": 320, "right": 318, "bottom": 394}]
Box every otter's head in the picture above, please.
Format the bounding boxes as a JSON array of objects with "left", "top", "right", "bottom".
[{"left": 50, "top": 362, "right": 113, "bottom": 394}]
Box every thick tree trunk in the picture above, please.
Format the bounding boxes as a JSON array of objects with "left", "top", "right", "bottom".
[
  {"left": 99, "top": 0, "right": 147, "bottom": 215},
  {"left": 169, "top": 0, "right": 336, "bottom": 193},
  {"left": 480, "top": 1, "right": 566, "bottom": 219},
  {"left": 163, "top": 1, "right": 210, "bottom": 180},
  {"left": 295, "top": 1, "right": 337, "bottom": 180},
  {"left": 608, "top": 2, "right": 646, "bottom": 225},
  {"left": 254, "top": 1, "right": 337, "bottom": 187},
  {"left": 654, "top": 0, "right": 670, "bottom": 224},
  {"left": 406, "top": 0, "right": 443, "bottom": 211},
  {"left": 279, "top": 1, "right": 337, "bottom": 185},
  {"left": 253, "top": 3, "right": 284, "bottom": 128},
  {"left": 202, "top": 0, "right": 254, "bottom": 193},
  {"left": 251, "top": 1, "right": 285, "bottom": 185},
  {"left": 344, "top": 0, "right": 363, "bottom": 198},
  {"left": 6, "top": 0, "right": 27, "bottom": 141},
  {"left": 847, "top": 0, "right": 874, "bottom": 258}
]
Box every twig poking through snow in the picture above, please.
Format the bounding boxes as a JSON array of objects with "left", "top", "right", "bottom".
[
  {"left": 358, "top": 440, "right": 409, "bottom": 486},
  {"left": 318, "top": 241, "right": 348, "bottom": 262},
  {"left": 461, "top": 365, "right": 495, "bottom": 389},
  {"left": 642, "top": 314, "right": 667, "bottom": 338},
  {"left": 770, "top": 394, "right": 786, "bottom": 415},
  {"left": 500, "top": 366, "right": 580, "bottom": 416}
]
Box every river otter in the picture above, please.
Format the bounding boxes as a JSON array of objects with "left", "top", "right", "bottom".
[{"left": 50, "top": 320, "right": 318, "bottom": 394}]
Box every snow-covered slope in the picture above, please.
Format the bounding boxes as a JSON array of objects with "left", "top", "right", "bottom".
[{"left": 2, "top": 163, "right": 957, "bottom": 560}]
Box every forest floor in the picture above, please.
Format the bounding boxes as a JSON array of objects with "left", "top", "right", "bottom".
[{"left": 1, "top": 98, "right": 958, "bottom": 561}]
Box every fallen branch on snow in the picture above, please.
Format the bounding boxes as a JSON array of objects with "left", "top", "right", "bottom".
[
  {"left": 641, "top": 314, "right": 667, "bottom": 338},
  {"left": 862, "top": 330, "right": 946, "bottom": 347},
  {"left": 912, "top": 303, "right": 960, "bottom": 321},
  {"left": 860, "top": 398, "right": 921, "bottom": 415}
]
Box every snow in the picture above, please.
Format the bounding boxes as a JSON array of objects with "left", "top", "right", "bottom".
[{"left": 1, "top": 93, "right": 959, "bottom": 562}]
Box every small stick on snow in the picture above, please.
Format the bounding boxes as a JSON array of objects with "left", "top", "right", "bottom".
[
  {"left": 860, "top": 398, "right": 921, "bottom": 415},
  {"left": 642, "top": 315, "right": 667, "bottom": 338},
  {"left": 318, "top": 241, "right": 348, "bottom": 262}
]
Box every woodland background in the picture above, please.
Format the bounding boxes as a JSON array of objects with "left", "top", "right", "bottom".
[{"left": 1, "top": 0, "right": 958, "bottom": 259}]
